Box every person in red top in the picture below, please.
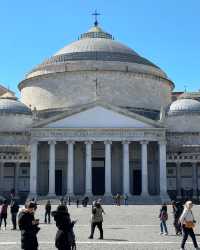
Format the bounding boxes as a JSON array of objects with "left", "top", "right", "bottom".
[{"left": 0, "top": 200, "right": 8, "bottom": 230}]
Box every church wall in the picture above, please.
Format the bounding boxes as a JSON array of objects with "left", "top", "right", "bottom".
[
  {"left": 167, "top": 115, "right": 200, "bottom": 132},
  {"left": 148, "top": 142, "right": 159, "bottom": 195},
  {"left": 0, "top": 115, "right": 32, "bottom": 132},
  {"left": 55, "top": 142, "right": 67, "bottom": 195},
  {"left": 129, "top": 142, "right": 141, "bottom": 195},
  {"left": 111, "top": 142, "right": 123, "bottom": 195},
  {"left": 20, "top": 70, "right": 171, "bottom": 111}
]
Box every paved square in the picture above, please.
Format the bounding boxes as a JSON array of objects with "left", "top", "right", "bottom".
[{"left": 0, "top": 204, "right": 200, "bottom": 250}]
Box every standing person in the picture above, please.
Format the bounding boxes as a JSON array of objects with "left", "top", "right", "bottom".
[
  {"left": 68, "top": 196, "right": 71, "bottom": 206},
  {"left": 179, "top": 201, "right": 200, "bottom": 250},
  {"left": 44, "top": 200, "right": 51, "bottom": 224},
  {"left": 76, "top": 199, "right": 79, "bottom": 208},
  {"left": 124, "top": 194, "right": 128, "bottom": 205},
  {"left": 0, "top": 200, "right": 8, "bottom": 230},
  {"left": 172, "top": 201, "right": 183, "bottom": 235},
  {"left": 52, "top": 205, "right": 76, "bottom": 250},
  {"left": 88, "top": 201, "right": 105, "bottom": 239},
  {"left": 10, "top": 199, "right": 19, "bottom": 230},
  {"left": 159, "top": 203, "right": 168, "bottom": 235},
  {"left": 18, "top": 201, "right": 40, "bottom": 250},
  {"left": 116, "top": 193, "right": 121, "bottom": 206}
]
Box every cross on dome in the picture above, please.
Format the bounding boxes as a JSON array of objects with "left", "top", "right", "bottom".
[{"left": 92, "top": 10, "right": 101, "bottom": 26}]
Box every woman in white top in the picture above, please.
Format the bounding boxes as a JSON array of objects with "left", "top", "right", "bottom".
[{"left": 179, "top": 200, "right": 199, "bottom": 250}]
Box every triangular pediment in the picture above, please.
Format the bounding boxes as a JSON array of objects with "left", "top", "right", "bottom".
[{"left": 34, "top": 103, "right": 161, "bottom": 129}]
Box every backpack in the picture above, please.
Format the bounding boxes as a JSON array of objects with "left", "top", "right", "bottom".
[{"left": 161, "top": 211, "right": 168, "bottom": 221}]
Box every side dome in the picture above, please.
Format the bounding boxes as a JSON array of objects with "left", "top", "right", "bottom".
[
  {"left": 0, "top": 94, "right": 32, "bottom": 115},
  {"left": 0, "top": 93, "right": 32, "bottom": 132},
  {"left": 168, "top": 98, "right": 200, "bottom": 115},
  {"left": 167, "top": 98, "right": 200, "bottom": 132}
]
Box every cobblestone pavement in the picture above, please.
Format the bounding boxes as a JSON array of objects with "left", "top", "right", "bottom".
[{"left": 1, "top": 204, "right": 200, "bottom": 250}]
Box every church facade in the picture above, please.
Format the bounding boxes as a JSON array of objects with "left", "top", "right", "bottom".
[{"left": 0, "top": 22, "right": 199, "bottom": 203}]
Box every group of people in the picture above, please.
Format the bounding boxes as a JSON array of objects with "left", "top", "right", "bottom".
[
  {"left": 0, "top": 199, "right": 19, "bottom": 230},
  {"left": 1, "top": 196, "right": 200, "bottom": 250},
  {"left": 159, "top": 200, "right": 200, "bottom": 250},
  {"left": 18, "top": 198, "right": 105, "bottom": 250},
  {"left": 113, "top": 193, "right": 128, "bottom": 206},
  {"left": 18, "top": 200, "right": 76, "bottom": 250}
]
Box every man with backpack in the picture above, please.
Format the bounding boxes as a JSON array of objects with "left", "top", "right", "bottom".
[
  {"left": 88, "top": 200, "right": 105, "bottom": 240},
  {"left": 52, "top": 204, "right": 77, "bottom": 250}
]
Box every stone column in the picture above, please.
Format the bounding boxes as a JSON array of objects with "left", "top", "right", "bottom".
[
  {"left": 85, "top": 141, "right": 93, "bottom": 196},
  {"left": 192, "top": 162, "right": 198, "bottom": 199},
  {"left": 122, "top": 141, "right": 131, "bottom": 195},
  {"left": 30, "top": 140, "right": 38, "bottom": 196},
  {"left": 104, "top": 140, "right": 112, "bottom": 196},
  {"left": 140, "top": 141, "right": 149, "bottom": 196},
  {"left": 176, "top": 162, "right": 182, "bottom": 199},
  {"left": 48, "top": 140, "right": 56, "bottom": 196},
  {"left": 14, "top": 162, "right": 20, "bottom": 195},
  {"left": 159, "top": 140, "right": 169, "bottom": 201},
  {"left": 67, "top": 141, "right": 75, "bottom": 196}
]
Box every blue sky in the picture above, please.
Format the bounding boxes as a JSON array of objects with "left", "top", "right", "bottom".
[{"left": 0, "top": 0, "right": 200, "bottom": 95}]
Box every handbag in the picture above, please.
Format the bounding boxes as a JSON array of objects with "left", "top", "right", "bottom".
[
  {"left": 185, "top": 221, "right": 195, "bottom": 228},
  {"left": 184, "top": 210, "right": 195, "bottom": 229}
]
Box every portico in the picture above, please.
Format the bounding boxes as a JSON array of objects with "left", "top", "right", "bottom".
[{"left": 28, "top": 103, "right": 168, "bottom": 201}]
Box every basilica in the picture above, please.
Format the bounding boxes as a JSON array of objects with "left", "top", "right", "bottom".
[{"left": 0, "top": 20, "right": 199, "bottom": 203}]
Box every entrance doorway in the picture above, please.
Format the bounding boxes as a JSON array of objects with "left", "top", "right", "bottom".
[
  {"left": 55, "top": 170, "right": 62, "bottom": 195},
  {"left": 133, "top": 169, "right": 141, "bottom": 195},
  {"left": 92, "top": 158, "right": 105, "bottom": 195}
]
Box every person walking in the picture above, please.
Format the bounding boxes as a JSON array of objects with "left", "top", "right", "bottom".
[
  {"left": 0, "top": 200, "right": 8, "bottom": 230},
  {"left": 44, "top": 200, "right": 51, "bottom": 224},
  {"left": 179, "top": 200, "right": 200, "bottom": 250},
  {"left": 172, "top": 201, "right": 183, "bottom": 235},
  {"left": 88, "top": 201, "right": 105, "bottom": 240},
  {"left": 18, "top": 201, "right": 40, "bottom": 250},
  {"left": 159, "top": 203, "right": 168, "bottom": 235},
  {"left": 10, "top": 199, "right": 19, "bottom": 230},
  {"left": 52, "top": 205, "right": 76, "bottom": 250}
]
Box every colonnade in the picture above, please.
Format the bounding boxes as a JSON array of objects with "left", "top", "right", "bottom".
[{"left": 29, "top": 140, "right": 167, "bottom": 198}]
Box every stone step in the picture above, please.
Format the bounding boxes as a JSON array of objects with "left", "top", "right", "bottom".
[{"left": 34, "top": 195, "right": 167, "bottom": 205}]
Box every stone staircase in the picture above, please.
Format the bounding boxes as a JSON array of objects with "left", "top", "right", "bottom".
[{"left": 34, "top": 195, "right": 169, "bottom": 205}]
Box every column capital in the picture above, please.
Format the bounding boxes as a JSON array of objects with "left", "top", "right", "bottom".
[
  {"left": 66, "top": 140, "right": 75, "bottom": 145},
  {"left": 140, "top": 140, "right": 148, "bottom": 145},
  {"left": 84, "top": 140, "right": 93, "bottom": 145},
  {"left": 48, "top": 140, "right": 57, "bottom": 145},
  {"left": 104, "top": 140, "right": 112, "bottom": 145},
  {"left": 158, "top": 140, "right": 167, "bottom": 145},
  {"left": 122, "top": 140, "right": 130, "bottom": 145},
  {"left": 30, "top": 139, "right": 39, "bottom": 145}
]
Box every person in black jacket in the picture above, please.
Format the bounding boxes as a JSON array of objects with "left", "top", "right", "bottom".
[
  {"left": 10, "top": 199, "right": 19, "bottom": 230},
  {"left": 52, "top": 205, "right": 76, "bottom": 250},
  {"left": 18, "top": 201, "right": 40, "bottom": 250},
  {"left": 44, "top": 200, "right": 51, "bottom": 224}
]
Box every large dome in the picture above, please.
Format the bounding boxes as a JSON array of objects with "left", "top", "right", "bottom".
[
  {"left": 19, "top": 23, "right": 174, "bottom": 112},
  {"left": 24, "top": 24, "right": 162, "bottom": 78}
]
